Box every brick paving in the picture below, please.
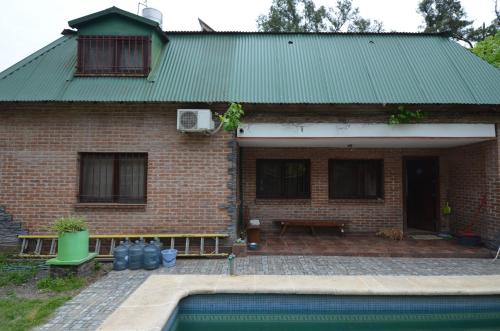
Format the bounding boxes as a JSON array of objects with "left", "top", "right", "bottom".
[
  {"left": 38, "top": 256, "right": 500, "bottom": 330},
  {"left": 252, "top": 233, "right": 492, "bottom": 258}
]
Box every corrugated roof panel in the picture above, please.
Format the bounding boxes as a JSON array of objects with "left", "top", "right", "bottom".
[
  {"left": 0, "top": 32, "right": 499, "bottom": 104},
  {"left": 363, "top": 36, "right": 424, "bottom": 103},
  {"left": 442, "top": 40, "right": 500, "bottom": 103},
  {"left": 407, "top": 37, "right": 481, "bottom": 104}
]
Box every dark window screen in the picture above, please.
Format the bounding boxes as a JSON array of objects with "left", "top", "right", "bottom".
[
  {"left": 329, "top": 160, "right": 383, "bottom": 199},
  {"left": 256, "top": 159, "right": 310, "bottom": 198}
]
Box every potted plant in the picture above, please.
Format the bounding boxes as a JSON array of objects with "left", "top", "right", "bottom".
[
  {"left": 456, "top": 196, "right": 486, "bottom": 246},
  {"left": 232, "top": 238, "right": 247, "bottom": 257},
  {"left": 50, "top": 216, "right": 89, "bottom": 262}
]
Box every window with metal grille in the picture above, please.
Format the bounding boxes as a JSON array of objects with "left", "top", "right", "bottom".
[
  {"left": 76, "top": 36, "right": 150, "bottom": 75},
  {"left": 329, "top": 159, "right": 383, "bottom": 199},
  {"left": 256, "top": 159, "right": 310, "bottom": 199},
  {"left": 79, "top": 153, "right": 147, "bottom": 203}
]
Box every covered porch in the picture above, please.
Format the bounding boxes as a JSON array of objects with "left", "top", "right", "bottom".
[
  {"left": 246, "top": 232, "right": 492, "bottom": 258},
  {"left": 237, "top": 122, "right": 498, "bottom": 256}
]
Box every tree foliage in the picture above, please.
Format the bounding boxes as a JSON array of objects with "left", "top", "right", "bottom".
[
  {"left": 418, "top": 0, "right": 499, "bottom": 47},
  {"left": 418, "top": 0, "right": 474, "bottom": 46},
  {"left": 257, "top": 0, "right": 384, "bottom": 33},
  {"left": 471, "top": 31, "right": 500, "bottom": 68}
]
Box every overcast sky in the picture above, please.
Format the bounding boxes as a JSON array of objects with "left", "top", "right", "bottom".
[{"left": 0, "top": 0, "right": 497, "bottom": 71}]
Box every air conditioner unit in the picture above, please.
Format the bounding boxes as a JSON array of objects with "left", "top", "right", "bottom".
[{"left": 177, "top": 109, "right": 214, "bottom": 132}]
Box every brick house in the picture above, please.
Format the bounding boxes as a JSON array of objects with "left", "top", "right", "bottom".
[{"left": 1, "top": 7, "right": 499, "bottom": 248}]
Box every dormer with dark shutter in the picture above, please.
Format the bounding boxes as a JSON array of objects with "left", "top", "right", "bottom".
[{"left": 68, "top": 6, "right": 168, "bottom": 77}]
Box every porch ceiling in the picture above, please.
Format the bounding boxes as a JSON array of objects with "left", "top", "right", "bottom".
[{"left": 237, "top": 123, "right": 496, "bottom": 148}]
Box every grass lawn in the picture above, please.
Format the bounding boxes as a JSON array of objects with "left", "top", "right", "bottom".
[
  {"left": 0, "top": 254, "right": 109, "bottom": 331},
  {"left": 0, "top": 295, "right": 70, "bottom": 331}
]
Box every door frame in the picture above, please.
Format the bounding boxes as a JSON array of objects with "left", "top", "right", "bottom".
[{"left": 402, "top": 156, "right": 440, "bottom": 233}]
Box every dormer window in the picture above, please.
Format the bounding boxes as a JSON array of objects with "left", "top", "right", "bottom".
[{"left": 76, "top": 36, "right": 150, "bottom": 76}]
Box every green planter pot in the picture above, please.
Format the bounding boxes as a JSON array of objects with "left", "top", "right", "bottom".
[{"left": 57, "top": 230, "right": 89, "bottom": 262}]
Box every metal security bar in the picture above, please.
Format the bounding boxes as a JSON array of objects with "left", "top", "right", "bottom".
[
  {"left": 79, "top": 153, "right": 148, "bottom": 204},
  {"left": 76, "top": 36, "right": 151, "bottom": 76},
  {"left": 18, "top": 233, "right": 229, "bottom": 260}
]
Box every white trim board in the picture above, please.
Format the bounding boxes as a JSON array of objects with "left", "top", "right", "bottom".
[{"left": 237, "top": 123, "right": 496, "bottom": 148}]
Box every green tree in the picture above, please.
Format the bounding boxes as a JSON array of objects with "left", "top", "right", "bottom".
[
  {"left": 348, "top": 18, "right": 384, "bottom": 33},
  {"left": 467, "top": 0, "right": 499, "bottom": 42},
  {"left": 257, "top": 0, "right": 383, "bottom": 33},
  {"left": 418, "top": 0, "right": 474, "bottom": 47},
  {"left": 471, "top": 31, "right": 500, "bottom": 68}
]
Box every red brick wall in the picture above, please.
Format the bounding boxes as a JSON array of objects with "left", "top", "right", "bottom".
[
  {"left": 242, "top": 147, "right": 450, "bottom": 234},
  {"left": 484, "top": 129, "right": 500, "bottom": 247},
  {"left": 0, "top": 104, "right": 236, "bottom": 237},
  {"left": 443, "top": 143, "right": 486, "bottom": 234},
  {"left": 444, "top": 127, "right": 500, "bottom": 247},
  {"left": 1, "top": 103, "right": 498, "bottom": 248}
]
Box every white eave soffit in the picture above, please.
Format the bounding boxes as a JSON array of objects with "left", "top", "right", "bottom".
[{"left": 236, "top": 123, "right": 496, "bottom": 148}]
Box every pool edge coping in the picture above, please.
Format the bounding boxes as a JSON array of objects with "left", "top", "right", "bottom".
[{"left": 96, "top": 275, "right": 500, "bottom": 331}]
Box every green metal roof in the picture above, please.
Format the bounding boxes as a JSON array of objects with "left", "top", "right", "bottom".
[{"left": 0, "top": 31, "right": 499, "bottom": 104}]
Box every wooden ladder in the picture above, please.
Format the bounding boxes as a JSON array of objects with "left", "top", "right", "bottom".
[{"left": 18, "top": 233, "right": 229, "bottom": 260}]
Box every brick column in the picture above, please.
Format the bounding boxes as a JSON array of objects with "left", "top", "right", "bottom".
[{"left": 483, "top": 125, "right": 500, "bottom": 248}]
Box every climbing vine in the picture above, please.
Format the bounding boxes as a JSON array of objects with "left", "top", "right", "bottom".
[
  {"left": 388, "top": 106, "right": 426, "bottom": 125},
  {"left": 217, "top": 103, "right": 244, "bottom": 131}
]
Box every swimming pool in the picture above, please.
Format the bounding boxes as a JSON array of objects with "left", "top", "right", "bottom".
[{"left": 165, "top": 294, "right": 500, "bottom": 331}]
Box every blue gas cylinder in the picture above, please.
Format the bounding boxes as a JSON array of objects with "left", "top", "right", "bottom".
[
  {"left": 143, "top": 241, "right": 160, "bottom": 270},
  {"left": 154, "top": 237, "right": 163, "bottom": 263},
  {"left": 128, "top": 240, "right": 144, "bottom": 270},
  {"left": 113, "top": 241, "right": 128, "bottom": 271}
]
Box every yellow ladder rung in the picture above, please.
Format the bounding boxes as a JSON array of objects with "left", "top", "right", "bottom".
[
  {"left": 49, "top": 239, "right": 57, "bottom": 255},
  {"left": 109, "top": 238, "right": 116, "bottom": 255},
  {"left": 94, "top": 239, "right": 101, "bottom": 255},
  {"left": 34, "top": 239, "right": 42, "bottom": 255}
]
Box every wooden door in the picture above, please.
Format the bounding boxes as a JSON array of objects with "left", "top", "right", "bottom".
[{"left": 405, "top": 158, "right": 439, "bottom": 232}]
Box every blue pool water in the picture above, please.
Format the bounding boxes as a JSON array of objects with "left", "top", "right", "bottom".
[{"left": 164, "top": 294, "right": 500, "bottom": 331}]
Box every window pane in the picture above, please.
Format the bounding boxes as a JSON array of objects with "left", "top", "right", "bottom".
[
  {"left": 80, "top": 153, "right": 147, "bottom": 204},
  {"left": 330, "top": 160, "right": 383, "bottom": 199},
  {"left": 82, "top": 38, "right": 113, "bottom": 73},
  {"left": 332, "top": 161, "right": 360, "bottom": 198},
  {"left": 256, "top": 160, "right": 310, "bottom": 198},
  {"left": 119, "top": 39, "right": 144, "bottom": 72},
  {"left": 81, "top": 154, "right": 114, "bottom": 202},
  {"left": 257, "top": 161, "right": 282, "bottom": 198},
  {"left": 119, "top": 155, "right": 145, "bottom": 203},
  {"left": 284, "top": 161, "right": 309, "bottom": 197},
  {"left": 77, "top": 36, "right": 149, "bottom": 75}
]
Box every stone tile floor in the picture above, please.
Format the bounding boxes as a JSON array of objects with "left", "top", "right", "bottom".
[
  {"left": 38, "top": 256, "right": 500, "bottom": 331},
  {"left": 251, "top": 233, "right": 492, "bottom": 258}
]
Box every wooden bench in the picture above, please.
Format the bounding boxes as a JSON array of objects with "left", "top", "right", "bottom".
[{"left": 273, "top": 220, "right": 346, "bottom": 236}]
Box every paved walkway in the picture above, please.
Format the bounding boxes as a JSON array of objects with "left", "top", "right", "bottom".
[
  {"left": 254, "top": 234, "right": 492, "bottom": 258},
  {"left": 38, "top": 256, "right": 500, "bottom": 331}
]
